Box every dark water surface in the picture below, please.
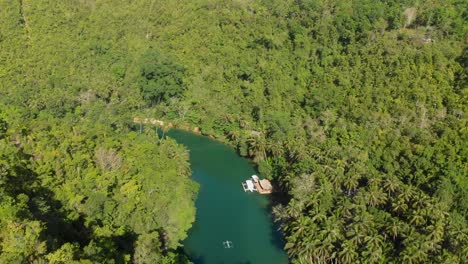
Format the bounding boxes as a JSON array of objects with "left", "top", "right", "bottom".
[{"left": 167, "top": 129, "right": 288, "bottom": 264}]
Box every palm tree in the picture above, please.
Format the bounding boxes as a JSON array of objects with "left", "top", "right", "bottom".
[
  {"left": 347, "top": 223, "right": 366, "bottom": 247},
  {"left": 338, "top": 198, "right": 355, "bottom": 219},
  {"left": 285, "top": 137, "right": 308, "bottom": 162},
  {"left": 410, "top": 209, "right": 426, "bottom": 226},
  {"left": 368, "top": 177, "right": 382, "bottom": 188},
  {"left": 426, "top": 221, "right": 444, "bottom": 243},
  {"left": 343, "top": 175, "right": 359, "bottom": 196},
  {"left": 291, "top": 215, "right": 312, "bottom": 238},
  {"left": 272, "top": 204, "right": 289, "bottom": 222},
  {"left": 362, "top": 245, "right": 384, "bottom": 264},
  {"left": 313, "top": 240, "right": 334, "bottom": 263},
  {"left": 365, "top": 233, "right": 385, "bottom": 250},
  {"left": 268, "top": 140, "right": 284, "bottom": 156},
  {"left": 385, "top": 219, "right": 402, "bottom": 240},
  {"left": 299, "top": 235, "right": 316, "bottom": 263},
  {"left": 339, "top": 240, "right": 358, "bottom": 264},
  {"left": 383, "top": 176, "right": 400, "bottom": 194},
  {"left": 392, "top": 199, "right": 409, "bottom": 215},
  {"left": 247, "top": 135, "right": 267, "bottom": 162},
  {"left": 310, "top": 208, "right": 327, "bottom": 224},
  {"left": 320, "top": 222, "right": 341, "bottom": 245},
  {"left": 398, "top": 186, "right": 415, "bottom": 203},
  {"left": 425, "top": 227, "right": 443, "bottom": 253},
  {"left": 412, "top": 193, "right": 429, "bottom": 209},
  {"left": 157, "top": 126, "right": 169, "bottom": 143},
  {"left": 329, "top": 171, "right": 344, "bottom": 190},
  {"left": 227, "top": 128, "right": 241, "bottom": 144},
  {"left": 401, "top": 243, "right": 429, "bottom": 264},
  {"left": 367, "top": 186, "right": 388, "bottom": 207},
  {"left": 286, "top": 199, "right": 305, "bottom": 219}
]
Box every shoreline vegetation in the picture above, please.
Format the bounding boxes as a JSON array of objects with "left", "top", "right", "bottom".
[
  {"left": 168, "top": 129, "right": 289, "bottom": 263},
  {"left": 133, "top": 116, "right": 226, "bottom": 139},
  {"left": 1, "top": 0, "right": 466, "bottom": 263}
]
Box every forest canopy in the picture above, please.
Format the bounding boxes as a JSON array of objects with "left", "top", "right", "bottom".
[
  {"left": 0, "top": 0, "right": 466, "bottom": 263},
  {"left": 138, "top": 50, "right": 186, "bottom": 106}
]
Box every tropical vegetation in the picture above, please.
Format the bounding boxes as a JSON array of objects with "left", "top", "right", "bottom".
[{"left": 0, "top": 0, "right": 466, "bottom": 263}]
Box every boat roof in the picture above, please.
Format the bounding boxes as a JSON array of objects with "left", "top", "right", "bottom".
[
  {"left": 259, "top": 179, "right": 272, "bottom": 190},
  {"left": 246, "top": 180, "right": 255, "bottom": 189}
]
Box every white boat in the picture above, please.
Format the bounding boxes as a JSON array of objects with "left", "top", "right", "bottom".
[
  {"left": 223, "top": 240, "right": 233, "bottom": 248},
  {"left": 242, "top": 179, "right": 257, "bottom": 192},
  {"left": 251, "top": 175, "right": 260, "bottom": 183}
]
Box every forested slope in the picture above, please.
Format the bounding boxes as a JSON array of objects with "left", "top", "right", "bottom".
[
  {"left": 140, "top": 0, "right": 466, "bottom": 263},
  {"left": 136, "top": 1, "right": 466, "bottom": 262},
  {"left": 1, "top": 0, "right": 197, "bottom": 263},
  {"left": 0, "top": 0, "right": 466, "bottom": 263}
]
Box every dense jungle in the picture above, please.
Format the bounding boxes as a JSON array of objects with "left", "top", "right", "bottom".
[{"left": 0, "top": 0, "right": 466, "bottom": 263}]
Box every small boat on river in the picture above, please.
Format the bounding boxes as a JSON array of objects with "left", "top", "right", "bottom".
[
  {"left": 242, "top": 175, "right": 273, "bottom": 194},
  {"left": 242, "top": 179, "right": 257, "bottom": 192}
]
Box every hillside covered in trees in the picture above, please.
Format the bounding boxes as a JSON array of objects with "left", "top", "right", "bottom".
[{"left": 1, "top": 0, "right": 467, "bottom": 263}]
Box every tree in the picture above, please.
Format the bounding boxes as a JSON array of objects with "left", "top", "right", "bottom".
[
  {"left": 133, "top": 232, "right": 163, "bottom": 264},
  {"left": 0, "top": 0, "right": 466, "bottom": 262},
  {"left": 0, "top": 116, "right": 7, "bottom": 138},
  {"left": 339, "top": 240, "right": 358, "bottom": 264},
  {"left": 138, "top": 50, "right": 186, "bottom": 105}
]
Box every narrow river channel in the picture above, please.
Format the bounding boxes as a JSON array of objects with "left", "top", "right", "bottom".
[{"left": 167, "top": 129, "right": 288, "bottom": 264}]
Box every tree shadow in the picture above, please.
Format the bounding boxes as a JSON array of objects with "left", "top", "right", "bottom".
[
  {"left": 264, "top": 184, "right": 291, "bottom": 259},
  {"left": 189, "top": 258, "right": 253, "bottom": 264},
  {"left": 26, "top": 186, "right": 92, "bottom": 248},
  {"left": 5, "top": 151, "right": 136, "bottom": 261},
  {"left": 87, "top": 231, "right": 137, "bottom": 264},
  {"left": 188, "top": 254, "right": 205, "bottom": 264}
]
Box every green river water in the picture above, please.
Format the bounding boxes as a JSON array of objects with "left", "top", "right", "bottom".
[{"left": 167, "top": 129, "right": 288, "bottom": 264}]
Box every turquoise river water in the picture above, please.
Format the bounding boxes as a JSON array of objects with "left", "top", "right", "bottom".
[{"left": 167, "top": 129, "right": 288, "bottom": 264}]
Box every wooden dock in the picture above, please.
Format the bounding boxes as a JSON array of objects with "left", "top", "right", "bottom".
[
  {"left": 254, "top": 180, "right": 273, "bottom": 194},
  {"left": 242, "top": 175, "right": 273, "bottom": 194}
]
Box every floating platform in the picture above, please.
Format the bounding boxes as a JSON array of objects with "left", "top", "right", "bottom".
[
  {"left": 242, "top": 175, "right": 273, "bottom": 194},
  {"left": 242, "top": 180, "right": 257, "bottom": 192},
  {"left": 255, "top": 179, "right": 273, "bottom": 194}
]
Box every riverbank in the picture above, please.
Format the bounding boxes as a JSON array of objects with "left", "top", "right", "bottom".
[
  {"left": 133, "top": 116, "right": 287, "bottom": 194},
  {"left": 133, "top": 116, "right": 219, "bottom": 139},
  {"left": 166, "top": 129, "right": 288, "bottom": 263}
]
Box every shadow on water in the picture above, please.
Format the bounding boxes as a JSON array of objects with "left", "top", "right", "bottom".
[
  {"left": 165, "top": 128, "right": 289, "bottom": 264},
  {"left": 190, "top": 259, "right": 252, "bottom": 264},
  {"left": 264, "top": 186, "right": 291, "bottom": 255},
  {"left": 189, "top": 255, "right": 205, "bottom": 264},
  {"left": 188, "top": 255, "right": 255, "bottom": 264}
]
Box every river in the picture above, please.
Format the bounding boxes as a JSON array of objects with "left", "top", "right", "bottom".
[{"left": 167, "top": 129, "right": 288, "bottom": 264}]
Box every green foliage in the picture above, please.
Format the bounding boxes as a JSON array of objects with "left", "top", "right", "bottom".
[
  {"left": 0, "top": 0, "right": 466, "bottom": 263},
  {"left": 138, "top": 50, "right": 186, "bottom": 105},
  {"left": 0, "top": 117, "right": 7, "bottom": 138},
  {"left": 133, "top": 232, "right": 162, "bottom": 264},
  {"left": 0, "top": 112, "right": 197, "bottom": 262}
]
